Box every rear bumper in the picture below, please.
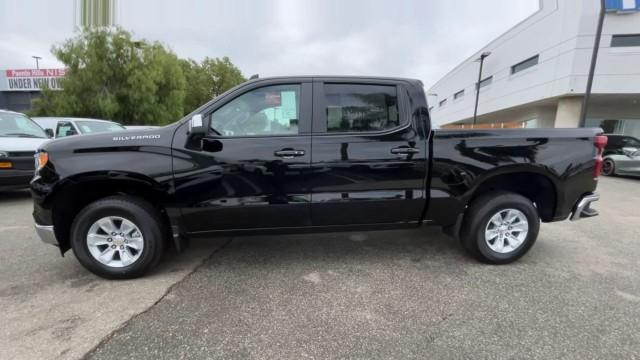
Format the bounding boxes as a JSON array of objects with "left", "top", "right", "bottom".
[
  {"left": 34, "top": 223, "right": 58, "bottom": 246},
  {"left": 570, "top": 193, "right": 599, "bottom": 221}
]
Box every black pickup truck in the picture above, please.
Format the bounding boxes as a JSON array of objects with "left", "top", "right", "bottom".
[{"left": 31, "top": 76, "right": 606, "bottom": 279}]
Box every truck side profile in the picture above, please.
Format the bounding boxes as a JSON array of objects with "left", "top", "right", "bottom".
[{"left": 31, "top": 76, "right": 606, "bottom": 278}]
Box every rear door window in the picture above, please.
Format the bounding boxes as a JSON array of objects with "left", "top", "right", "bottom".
[{"left": 323, "top": 84, "right": 400, "bottom": 133}]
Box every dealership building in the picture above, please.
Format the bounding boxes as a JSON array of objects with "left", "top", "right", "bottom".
[
  {"left": 427, "top": 0, "right": 640, "bottom": 138},
  {"left": 0, "top": 69, "right": 66, "bottom": 112}
]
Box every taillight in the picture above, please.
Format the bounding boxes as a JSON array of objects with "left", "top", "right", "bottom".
[{"left": 593, "top": 135, "right": 607, "bottom": 179}]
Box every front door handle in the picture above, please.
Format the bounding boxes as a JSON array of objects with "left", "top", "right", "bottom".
[
  {"left": 390, "top": 146, "right": 420, "bottom": 155},
  {"left": 274, "top": 149, "right": 305, "bottom": 158}
]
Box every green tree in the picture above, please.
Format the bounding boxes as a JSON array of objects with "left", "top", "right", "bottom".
[
  {"left": 181, "top": 56, "right": 245, "bottom": 115},
  {"left": 31, "top": 28, "right": 186, "bottom": 125}
]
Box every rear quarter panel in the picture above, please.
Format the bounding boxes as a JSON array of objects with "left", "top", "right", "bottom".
[{"left": 428, "top": 128, "right": 602, "bottom": 226}]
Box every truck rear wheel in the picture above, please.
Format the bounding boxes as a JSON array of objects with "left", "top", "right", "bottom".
[
  {"left": 70, "top": 196, "right": 165, "bottom": 279},
  {"left": 461, "top": 191, "right": 539, "bottom": 264}
]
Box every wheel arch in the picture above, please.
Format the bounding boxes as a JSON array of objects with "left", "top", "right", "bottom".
[
  {"left": 467, "top": 169, "right": 558, "bottom": 222},
  {"left": 50, "top": 171, "right": 174, "bottom": 253}
]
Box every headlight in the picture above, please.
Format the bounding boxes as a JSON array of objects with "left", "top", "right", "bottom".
[
  {"left": 35, "top": 151, "right": 49, "bottom": 171},
  {"left": 0, "top": 151, "right": 11, "bottom": 169}
]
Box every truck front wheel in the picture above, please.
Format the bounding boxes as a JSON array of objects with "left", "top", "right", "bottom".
[
  {"left": 461, "top": 191, "right": 540, "bottom": 264},
  {"left": 70, "top": 196, "right": 166, "bottom": 279}
]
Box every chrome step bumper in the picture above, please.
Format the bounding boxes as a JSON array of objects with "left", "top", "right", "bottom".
[
  {"left": 34, "top": 223, "right": 58, "bottom": 246},
  {"left": 570, "top": 193, "right": 600, "bottom": 221}
]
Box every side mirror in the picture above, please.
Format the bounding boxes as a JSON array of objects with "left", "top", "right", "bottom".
[
  {"left": 188, "top": 114, "right": 210, "bottom": 135},
  {"left": 44, "top": 128, "right": 54, "bottom": 138}
]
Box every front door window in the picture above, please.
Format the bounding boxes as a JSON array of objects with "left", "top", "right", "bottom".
[{"left": 210, "top": 84, "right": 300, "bottom": 137}]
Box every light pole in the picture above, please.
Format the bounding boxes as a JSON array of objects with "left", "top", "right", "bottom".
[
  {"left": 579, "top": 0, "right": 605, "bottom": 127},
  {"left": 473, "top": 52, "right": 491, "bottom": 126},
  {"left": 32, "top": 56, "right": 42, "bottom": 69}
]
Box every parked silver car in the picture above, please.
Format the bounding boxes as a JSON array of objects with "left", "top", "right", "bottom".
[
  {"left": 32, "top": 117, "right": 126, "bottom": 138},
  {"left": 602, "top": 135, "right": 640, "bottom": 177}
]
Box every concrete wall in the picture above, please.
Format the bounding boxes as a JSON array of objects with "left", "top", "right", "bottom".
[{"left": 554, "top": 97, "right": 583, "bottom": 128}]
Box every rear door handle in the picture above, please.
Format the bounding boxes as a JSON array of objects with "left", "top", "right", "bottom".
[
  {"left": 390, "top": 147, "right": 420, "bottom": 155},
  {"left": 274, "top": 149, "right": 305, "bottom": 158}
]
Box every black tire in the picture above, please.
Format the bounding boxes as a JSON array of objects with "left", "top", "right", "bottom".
[
  {"left": 70, "top": 196, "right": 166, "bottom": 279},
  {"left": 602, "top": 158, "right": 615, "bottom": 176},
  {"left": 460, "top": 191, "right": 540, "bottom": 264}
]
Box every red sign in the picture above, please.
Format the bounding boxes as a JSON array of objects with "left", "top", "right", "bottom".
[
  {"left": 265, "top": 92, "right": 281, "bottom": 106},
  {"left": 5, "top": 69, "right": 66, "bottom": 77}
]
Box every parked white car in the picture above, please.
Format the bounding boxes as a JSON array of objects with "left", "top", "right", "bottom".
[
  {"left": 33, "top": 117, "right": 126, "bottom": 138},
  {"left": 0, "top": 110, "right": 50, "bottom": 190}
]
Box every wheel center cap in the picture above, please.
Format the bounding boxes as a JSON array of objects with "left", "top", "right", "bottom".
[
  {"left": 499, "top": 225, "right": 508, "bottom": 231},
  {"left": 113, "top": 235, "right": 125, "bottom": 246}
]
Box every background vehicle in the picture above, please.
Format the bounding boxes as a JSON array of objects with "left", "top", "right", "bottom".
[
  {"left": 32, "top": 117, "right": 126, "bottom": 138},
  {"left": 602, "top": 134, "right": 640, "bottom": 177},
  {"left": 0, "top": 110, "right": 50, "bottom": 191},
  {"left": 31, "top": 76, "right": 606, "bottom": 279},
  {"left": 603, "top": 134, "right": 640, "bottom": 156}
]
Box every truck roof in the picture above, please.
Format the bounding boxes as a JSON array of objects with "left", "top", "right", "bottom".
[{"left": 243, "top": 75, "right": 424, "bottom": 87}]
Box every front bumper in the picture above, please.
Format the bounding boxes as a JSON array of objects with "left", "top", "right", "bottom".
[
  {"left": 35, "top": 223, "right": 58, "bottom": 246},
  {"left": 0, "top": 169, "right": 34, "bottom": 191},
  {"left": 570, "top": 193, "right": 600, "bottom": 221}
]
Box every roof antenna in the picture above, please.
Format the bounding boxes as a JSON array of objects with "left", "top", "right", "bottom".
[{"left": 249, "top": 74, "right": 259, "bottom": 80}]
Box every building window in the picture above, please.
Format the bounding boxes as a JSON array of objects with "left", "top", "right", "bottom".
[
  {"left": 476, "top": 76, "right": 493, "bottom": 90},
  {"left": 439, "top": 99, "right": 447, "bottom": 107},
  {"left": 454, "top": 89, "right": 465, "bottom": 100},
  {"left": 511, "top": 55, "right": 539, "bottom": 74},
  {"left": 611, "top": 34, "right": 640, "bottom": 47}
]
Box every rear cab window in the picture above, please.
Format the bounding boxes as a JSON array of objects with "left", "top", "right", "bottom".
[{"left": 312, "top": 81, "right": 406, "bottom": 134}]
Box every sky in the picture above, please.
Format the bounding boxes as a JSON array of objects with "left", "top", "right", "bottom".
[{"left": 0, "top": 0, "right": 539, "bottom": 89}]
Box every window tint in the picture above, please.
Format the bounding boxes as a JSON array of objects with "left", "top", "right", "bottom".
[
  {"left": 324, "top": 84, "right": 399, "bottom": 132},
  {"left": 611, "top": 34, "right": 640, "bottom": 47},
  {"left": 211, "top": 84, "right": 300, "bottom": 136},
  {"left": 454, "top": 90, "right": 465, "bottom": 100},
  {"left": 56, "top": 122, "right": 75, "bottom": 137},
  {"left": 511, "top": 55, "right": 539, "bottom": 74}
]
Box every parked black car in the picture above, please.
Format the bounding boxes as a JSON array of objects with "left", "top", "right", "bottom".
[
  {"left": 603, "top": 134, "right": 640, "bottom": 156},
  {"left": 31, "top": 76, "right": 606, "bottom": 279}
]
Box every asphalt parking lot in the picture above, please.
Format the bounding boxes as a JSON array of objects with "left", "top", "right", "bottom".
[{"left": 1, "top": 176, "right": 640, "bottom": 359}]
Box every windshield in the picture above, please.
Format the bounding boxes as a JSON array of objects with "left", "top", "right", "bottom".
[
  {"left": 75, "top": 121, "right": 126, "bottom": 134},
  {"left": 0, "top": 113, "right": 47, "bottom": 138}
]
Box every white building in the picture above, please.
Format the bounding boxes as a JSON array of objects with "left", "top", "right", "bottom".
[{"left": 427, "top": 0, "right": 640, "bottom": 138}]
